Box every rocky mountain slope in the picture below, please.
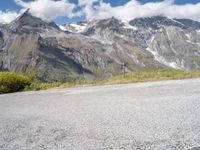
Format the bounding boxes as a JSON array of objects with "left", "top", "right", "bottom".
[{"left": 0, "top": 11, "right": 200, "bottom": 82}]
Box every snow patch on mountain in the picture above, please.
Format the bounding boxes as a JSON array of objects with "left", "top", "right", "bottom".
[
  {"left": 122, "top": 21, "right": 137, "bottom": 30},
  {"left": 146, "top": 47, "right": 181, "bottom": 69},
  {"left": 167, "top": 17, "right": 184, "bottom": 26},
  {"left": 185, "top": 33, "right": 193, "bottom": 43},
  {"left": 61, "top": 23, "right": 87, "bottom": 33},
  {"left": 59, "top": 25, "right": 67, "bottom": 31},
  {"left": 70, "top": 23, "right": 87, "bottom": 33}
]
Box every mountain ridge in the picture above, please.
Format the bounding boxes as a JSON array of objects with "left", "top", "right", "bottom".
[
  {"left": 7, "top": 10, "right": 59, "bottom": 33},
  {"left": 0, "top": 11, "right": 200, "bottom": 82}
]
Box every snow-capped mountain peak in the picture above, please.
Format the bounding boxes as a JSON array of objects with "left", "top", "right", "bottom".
[{"left": 61, "top": 22, "right": 87, "bottom": 33}]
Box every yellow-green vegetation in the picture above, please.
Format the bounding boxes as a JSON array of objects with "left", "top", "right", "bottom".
[
  {"left": 24, "top": 69, "right": 200, "bottom": 91},
  {"left": 24, "top": 82, "right": 77, "bottom": 91},
  {"left": 1, "top": 69, "right": 200, "bottom": 94},
  {"left": 0, "top": 72, "right": 32, "bottom": 94},
  {"left": 101, "top": 69, "right": 200, "bottom": 85}
]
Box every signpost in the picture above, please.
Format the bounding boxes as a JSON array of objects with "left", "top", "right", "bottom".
[{"left": 122, "top": 62, "right": 127, "bottom": 78}]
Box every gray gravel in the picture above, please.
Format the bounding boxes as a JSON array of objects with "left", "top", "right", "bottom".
[{"left": 0, "top": 78, "right": 200, "bottom": 150}]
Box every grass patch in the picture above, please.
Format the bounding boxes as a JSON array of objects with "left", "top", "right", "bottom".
[
  {"left": 1, "top": 69, "right": 200, "bottom": 94},
  {"left": 100, "top": 69, "right": 200, "bottom": 85},
  {"left": 24, "top": 82, "right": 77, "bottom": 91}
]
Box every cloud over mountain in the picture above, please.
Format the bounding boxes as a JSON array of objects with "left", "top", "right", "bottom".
[
  {"left": 15, "top": 0, "right": 76, "bottom": 21},
  {"left": 0, "top": 0, "right": 200, "bottom": 23},
  {"left": 81, "top": 0, "right": 200, "bottom": 22},
  {"left": 78, "top": 0, "right": 99, "bottom": 6},
  {"left": 0, "top": 10, "right": 20, "bottom": 23}
]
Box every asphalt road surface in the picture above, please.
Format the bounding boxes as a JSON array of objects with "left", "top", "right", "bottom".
[{"left": 0, "top": 78, "right": 200, "bottom": 150}]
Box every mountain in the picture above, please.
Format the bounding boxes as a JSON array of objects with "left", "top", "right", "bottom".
[
  {"left": 0, "top": 11, "right": 88, "bottom": 81},
  {"left": 0, "top": 11, "right": 200, "bottom": 82},
  {"left": 8, "top": 10, "right": 59, "bottom": 32}
]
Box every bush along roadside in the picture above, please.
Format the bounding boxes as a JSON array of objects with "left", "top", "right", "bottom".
[
  {"left": 0, "top": 71, "right": 78, "bottom": 94},
  {"left": 0, "top": 72, "right": 32, "bottom": 94}
]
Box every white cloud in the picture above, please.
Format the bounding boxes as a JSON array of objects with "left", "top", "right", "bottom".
[
  {"left": 77, "top": 0, "right": 100, "bottom": 20},
  {"left": 78, "top": 0, "right": 99, "bottom": 6},
  {"left": 0, "top": 10, "right": 20, "bottom": 23},
  {"left": 81, "top": 0, "right": 200, "bottom": 22},
  {"left": 1, "top": 0, "right": 200, "bottom": 24},
  {"left": 15, "top": 0, "right": 76, "bottom": 21}
]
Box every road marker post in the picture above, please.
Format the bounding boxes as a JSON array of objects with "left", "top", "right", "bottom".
[{"left": 122, "top": 62, "right": 126, "bottom": 79}]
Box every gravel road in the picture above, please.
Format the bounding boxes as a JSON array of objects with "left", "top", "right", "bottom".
[{"left": 0, "top": 78, "right": 200, "bottom": 150}]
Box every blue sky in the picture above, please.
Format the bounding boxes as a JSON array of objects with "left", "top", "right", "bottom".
[
  {"left": 0, "top": 0, "right": 199, "bottom": 11},
  {"left": 0, "top": 0, "right": 200, "bottom": 24}
]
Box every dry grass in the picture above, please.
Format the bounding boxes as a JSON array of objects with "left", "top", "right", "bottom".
[
  {"left": 100, "top": 69, "right": 200, "bottom": 85},
  {"left": 24, "top": 82, "right": 77, "bottom": 91}
]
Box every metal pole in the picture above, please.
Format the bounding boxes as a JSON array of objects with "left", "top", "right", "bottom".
[{"left": 122, "top": 62, "right": 126, "bottom": 78}]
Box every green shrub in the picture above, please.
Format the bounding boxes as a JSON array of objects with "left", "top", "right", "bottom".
[
  {"left": 25, "top": 82, "right": 77, "bottom": 91},
  {"left": 0, "top": 72, "right": 32, "bottom": 94},
  {"left": 25, "top": 82, "right": 62, "bottom": 91}
]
